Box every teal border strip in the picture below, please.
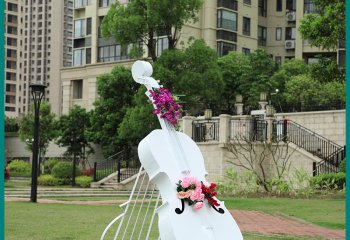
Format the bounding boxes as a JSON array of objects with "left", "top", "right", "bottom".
[
  {"left": 346, "top": 0, "right": 349, "bottom": 238},
  {"left": 0, "top": 0, "right": 5, "bottom": 239}
]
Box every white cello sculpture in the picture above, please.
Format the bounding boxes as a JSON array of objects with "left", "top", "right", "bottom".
[{"left": 132, "top": 60, "right": 243, "bottom": 240}]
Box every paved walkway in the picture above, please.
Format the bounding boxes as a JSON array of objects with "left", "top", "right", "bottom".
[{"left": 6, "top": 197, "right": 345, "bottom": 239}]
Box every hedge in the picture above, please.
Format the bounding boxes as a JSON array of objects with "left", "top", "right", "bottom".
[
  {"left": 310, "top": 172, "right": 346, "bottom": 190},
  {"left": 7, "top": 160, "right": 31, "bottom": 177},
  {"left": 52, "top": 162, "right": 81, "bottom": 179},
  {"left": 76, "top": 176, "right": 93, "bottom": 188}
]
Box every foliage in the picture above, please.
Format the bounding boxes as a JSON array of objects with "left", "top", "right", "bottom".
[
  {"left": 5, "top": 116, "right": 19, "bottom": 133},
  {"left": 283, "top": 74, "right": 322, "bottom": 111},
  {"left": 217, "top": 52, "right": 251, "bottom": 113},
  {"left": 7, "top": 160, "right": 31, "bottom": 177},
  {"left": 309, "top": 57, "right": 345, "bottom": 83},
  {"left": 101, "top": 0, "right": 203, "bottom": 61},
  {"left": 18, "top": 101, "right": 57, "bottom": 158},
  {"left": 118, "top": 87, "right": 159, "bottom": 146},
  {"left": 51, "top": 162, "right": 81, "bottom": 179},
  {"left": 88, "top": 66, "right": 139, "bottom": 157},
  {"left": 339, "top": 159, "right": 345, "bottom": 173},
  {"left": 56, "top": 105, "right": 94, "bottom": 161},
  {"left": 154, "top": 40, "right": 224, "bottom": 114},
  {"left": 43, "top": 158, "right": 61, "bottom": 174},
  {"left": 310, "top": 172, "right": 346, "bottom": 190},
  {"left": 299, "top": 0, "right": 345, "bottom": 49},
  {"left": 75, "top": 176, "right": 93, "bottom": 188},
  {"left": 38, "top": 174, "right": 65, "bottom": 186}
]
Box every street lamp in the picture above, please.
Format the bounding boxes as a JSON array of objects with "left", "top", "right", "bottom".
[{"left": 29, "top": 83, "right": 47, "bottom": 203}]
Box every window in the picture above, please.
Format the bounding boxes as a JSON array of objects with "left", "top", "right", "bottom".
[
  {"left": 75, "top": 0, "right": 90, "bottom": 8},
  {"left": 276, "top": 0, "right": 282, "bottom": 11},
  {"left": 73, "top": 48, "right": 91, "bottom": 66},
  {"left": 258, "top": 0, "right": 267, "bottom": 17},
  {"left": 258, "top": 26, "right": 267, "bottom": 46},
  {"left": 286, "top": 0, "right": 296, "bottom": 11},
  {"left": 242, "top": 17, "right": 250, "bottom": 36},
  {"left": 98, "top": 44, "right": 133, "bottom": 62},
  {"left": 217, "top": 41, "right": 236, "bottom": 57},
  {"left": 6, "top": 72, "right": 16, "bottom": 81},
  {"left": 7, "top": 3, "right": 18, "bottom": 12},
  {"left": 6, "top": 60, "right": 16, "bottom": 69},
  {"left": 285, "top": 27, "right": 296, "bottom": 40},
  {"left": 72, "top": 80, "right": 83, "bottom": 99},
  {"left": 7, "top": 26, "right": 17, "bottom": 35},
  {"left": 6, "top": 84, "right": 16, "bottom": 92},
  {"left": 217, "top": 0, "right": 238, "bottom": 10},
  {"left": 156, "top": 37, "right": 169, "bottom": 56},
  {"left": 243, "top": 0, "right": 251, "bottom": 5},
  {"left": 216, "top": 30, "right": 237, "bottom": 42},
  {"left": 304, "top": 0, "right": 316, "bottom": 13},
  {"left": 5, "top": 107, "right": 16, "bottom": 112},
  {"left": 7, "top": 37, "right": 17, "bottom": 46},
  {"left": 217, "top": 10, "right": 237, "bottom": 31},
  {"left": 276, "top": 27, "right": 282, "bottom": 41},
  {"left": 5, "top": 95, "right": 16, "bottom": 104},
  {"left": 242, "top": 48, "right": 250, "bottom": 55},
  {"left": 99, "top": 0, "right": 115, "bottom": 7},
  {"left": 275, "top": 56, "right": 282, "bottom": 66},
  {"left": 74, "top": 19, "right": 86, "bottom": 38},
  {"left": 86, "top": 18, "right": 92, "bottom": 35}
]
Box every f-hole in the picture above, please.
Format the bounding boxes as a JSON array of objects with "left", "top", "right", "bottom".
[{"left": 175, "top": 199, "right": 185, "bottom": 214}]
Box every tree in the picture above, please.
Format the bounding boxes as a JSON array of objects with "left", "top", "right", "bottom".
[
  {"left": 19, "top": 101, "right": 57, "bottom": 166},
  {"left": 154, "top": 40, "right": 224, "bottom": 114},
  {"left": 225, "top": 135, "right": 296, "bottom": 192},
  {"left": 56, "top": 105, "right": 94, "bottom": 165},
  {"left": 56, "top": 105, "right": 93, "bottom": 185},
  {"left": 118, "top": 87, "right": 160, "bottom": 146},
  {"left": 299, "top": 0, "right": 345, "bottom": 49},
  {"left": 218, "top": 52, "right": 252, "bottom": 114},
  {"left": 309, "top": 56, "right": 345, "bottom": 83},
  {"left": 101, "top": 0, "right": 203, "bottom": 61},
  {"left": 88, "top": 66, "right": 138, "bottom": 157}
]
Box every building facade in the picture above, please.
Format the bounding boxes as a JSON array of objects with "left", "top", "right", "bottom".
[
  {"left": 4, "top": 0, "right": 73, "bottom": 117},
  {"left": 61, "top": 0, "right": 344, "bottom": 114}
]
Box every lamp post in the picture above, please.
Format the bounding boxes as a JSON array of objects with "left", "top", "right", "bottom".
[{"left": 29, "top": 83, "right": 47, "bottom": 203}]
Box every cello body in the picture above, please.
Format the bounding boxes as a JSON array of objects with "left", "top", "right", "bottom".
[
  {"left": 138, "top": 130, "right": 243, "bottom": 240},
  {"left": 132, "top": 60, "right": 243, "bottom": 240}
]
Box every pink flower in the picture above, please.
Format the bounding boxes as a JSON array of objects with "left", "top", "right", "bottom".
[
  {"left": 194, "top": 202, "right": 204, "bottom": 210},
  {"left": 180, "top": 178, "right": 192, "bottom": 188},
  {"left": 177, "top": 191, "right": 188, "bottom": 199},
  {"left": 190, "top": 190, "right": 204, "bottom": 201}
]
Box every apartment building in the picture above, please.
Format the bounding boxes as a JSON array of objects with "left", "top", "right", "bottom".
[
  {"left": 61, "top": 0, "right": 343, "bottom": 114},
  {"left": 4, "top": 0, "right": 73, "bottom": 117}
]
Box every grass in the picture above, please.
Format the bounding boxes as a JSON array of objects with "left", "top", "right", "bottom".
[
  {"left": 223, "top": 197, "right": 345, "bottom": 230},
  {"left": 4, "top": 181, "right": 31, "bottom": 188}
]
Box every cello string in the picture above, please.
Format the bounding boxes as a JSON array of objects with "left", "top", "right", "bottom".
[
  {"left": 145, "top": 190, "right": 161, "bottom": 240},
  {"left": 120, "top": 170, "right": 147, "bottom": 240},
  {"left": 138, "top": 183, "right": 157, "bottom": 240},
  {"left": 130, "top": 176, "right": 151, "bottom": 239}
]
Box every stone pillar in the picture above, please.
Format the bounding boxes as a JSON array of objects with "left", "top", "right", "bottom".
[
  {"left": 182, "top": 116, "right": 195, "bottom": 138},
  {"left": 234, "top": 103, "right": 243, "bottom": 115},
  {"left": 219, "top": 114, "right": 231, "bottom": 144},
  {"left": 259, "top": 101, "right": 268, "bottom": 110},
  {"left": 266, "top": 117, "right": 274, "bottom": 142}
]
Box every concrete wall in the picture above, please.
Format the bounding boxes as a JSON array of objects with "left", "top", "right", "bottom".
[
  {"left": 275, "top": 110, "right": 345, "bottom": 146},
  {"left": 5, "top": 134, "right": 104, "bottom": 166}
]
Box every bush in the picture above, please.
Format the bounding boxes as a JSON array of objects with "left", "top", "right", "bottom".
[
  {"left": 76, "top": 176, "right": 92, "bottom": 188},
  {"left": 38, "top": 175, "right": 72, "bottom": 186},
  {"left": 81, "top": 167, "right": 94, "bottom": 176},
  {"left": 7, "top": 160, "right": 31, "bottom": 177},
  {"left": 339, "top": 159, "right": 346, "bottom": 173},
  {"left": 43, "top": 158, "right": 61, "bottom": 174},
  {"left": 310, "top": 172, "right": 346, "bottom": 190},
  {"left": 52, "top": 162, "right": 81, "bottom": 179}
]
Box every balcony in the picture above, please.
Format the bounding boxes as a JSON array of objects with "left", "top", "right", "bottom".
[
  {"left": 216, "top": 30, "right": 237, "bottom": 42},
  {"left": 217, "top": 0, "right": 238, "bottom": 11}
]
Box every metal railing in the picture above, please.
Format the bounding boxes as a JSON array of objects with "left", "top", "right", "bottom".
[
  {"left": 274, "top": 119, "right": 345, "bottom": 175},
  {"left": 93, "top": 148, "right": 140, "bottom": 182},
  {"left": 230, "top": 119, "right": 267, "bottom": 142},
  {"left": 192, "top": 119, "right": 219, "bottom": 142}
]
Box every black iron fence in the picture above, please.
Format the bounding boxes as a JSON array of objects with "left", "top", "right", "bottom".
[
  {"left": 230, "top": 119, "right": 267, "bottom": 142},
  {"left": 192, "top": 119, "right": 219, "bottom": 142},
  {"left": 93, "top": 148, "right": 140, "bottom": 182}
]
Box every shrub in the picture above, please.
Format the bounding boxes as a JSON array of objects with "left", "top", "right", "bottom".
[
  {"left": 51, "top": 162, "right": 81, "bottom": 179},
  {"left": 339, "top": 159, "right": 346, "bottom": 173},
  {"left": 38, "top": 175, "right": 62, "bottom": 186},
  {"left": 76, "top": 176, "right": 92, "bottom": 188},
  {"left": 43, "top": 158, "right": 61, "bottom": 174},
  {"left": 81, "top": 167, "right": 94, "bottom": 176},
  {"left": 7, "top": 160, "right": 31, "bottom": 177},
  {"left": 310, "top": 172, "right": 346, "bottom": 190}
]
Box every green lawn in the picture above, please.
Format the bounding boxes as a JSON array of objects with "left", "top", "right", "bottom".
[
  {"left": 223, "top": 197, "right": 345, "bottom": 230},
  {"left": 5, "top": 196, "right": 344, "bottom": 240}
]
